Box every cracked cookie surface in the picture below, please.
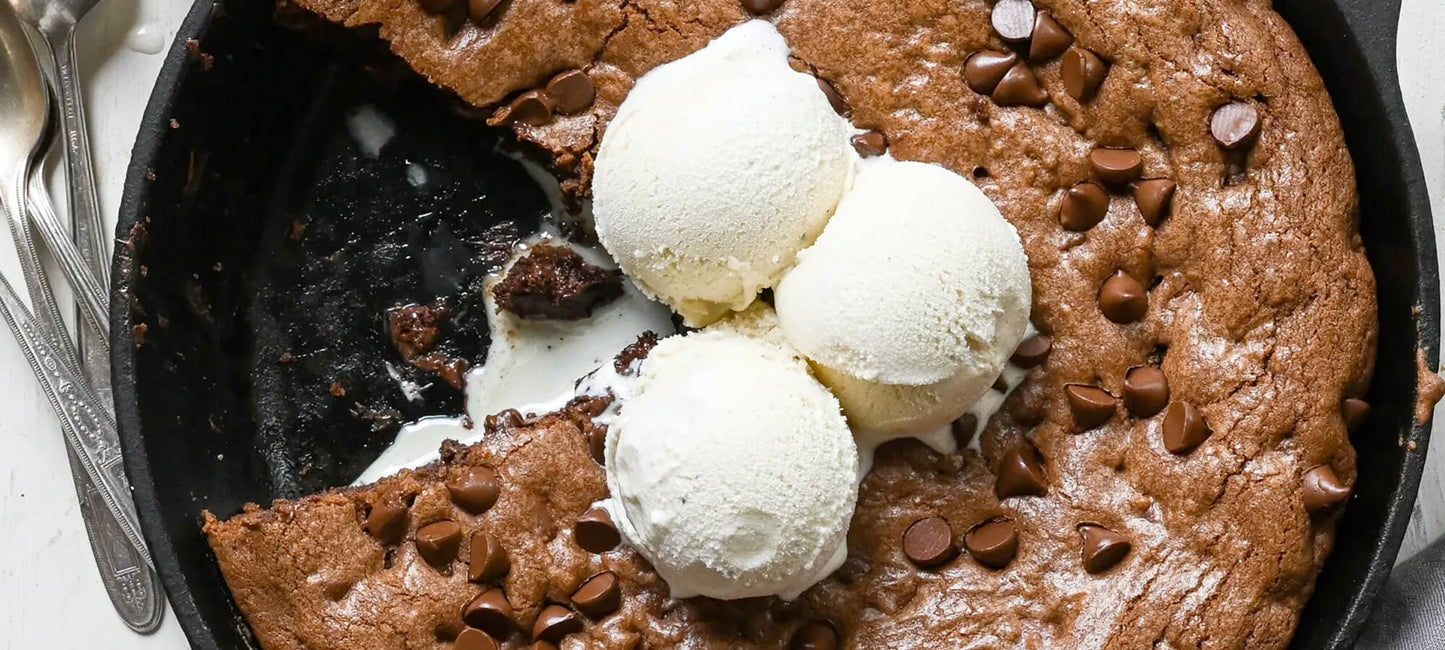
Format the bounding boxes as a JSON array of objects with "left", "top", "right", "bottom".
[{"left": 221, "top": 0, "right": 1376, "bottom": 647}]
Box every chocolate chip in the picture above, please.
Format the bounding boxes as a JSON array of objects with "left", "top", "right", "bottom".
[
  {"left": 1090, "top": 147, "right": 1143, "bottom": 186},
  {"left": 1099, "top": 271, "right": 1147, "bottom": 323},
  {"left": 1011, "top": 334, "right": 1052, "bottom": 368},
  {"left": 416, "top": 520, "right": 463, "bottom": 568},
  {"left": 991, "top": 0, "right": 1035, "bottom": 44},
  {"left": 468, "top": 530, "right": 510, "bottom": 583},
  {"left": 963, "top": 51, "right": 1018, "bottom": 95},
  {"left": 851, "top": 131, "right": 888, "bottom": 158},
  {"left": 952, "top": 413, "right": 979, "bottom": 450},
  {"left": 486, "top": 409, "right": 524, "bottom": 431},
  {"left": 532, "top": 604, "right": 583, "bottom": 643},
  {"left": 992, "top": 63, "right": 1048, "bottom": 107},
  {"left": 1123, "top": 366, "right": 1169, "bottom": 418},
  {"left": 1343, "top": 398, "right": 1370, "bottom": 434},
  {"left": 366, "top": 497, "right": 409, "bottom": 545},
  {"left": 418, "top": 0, "right": 453, "bottom": 14},
  {"left": 1029, "top": 11, "right": 1073, "bottom": 62},
  {"left": 531, "top": 643, "right": 559, "bottom": 650},
  {"left": 449, "top": 467, "right": 500, "bottom": 515},
  {"left": 1079, "top": 524, "right": 1131, "bottom": 573},
  {"left": 1210, "top": 102, "right": 1261, "bottom": 150},
  {"left": 996, "top": 444, "right": 1047, "bottom": 498},
  {"left": 964, "top": 518, "right": 1019, "bottom": 569},
  {"left": 543, "top": 69, "right": 595, "bottom": 115},
  {"left": 992, "top": 375, "right": 1009, "bottom": 392},
  {"left": 741, "top": 0, "right": 784, "bottom": 14},
  {"left": 1303, "top": 465, "right": 1351, "bottom": 514},
  {"left": 467, "top": 0, "right": 501, "bottom": 23},
  {"left": 575, "top": 508, "right": 620, "bottom": 553},
  {"left": 502, "top": 90, "right": 554, "bottom": 127},
  {"left": 455, "top": 627, "right": 499, "bottom": 650},
  {"left": 902, "top": 516, "right": 957, "bottom": 568},
  {"left": 790, "top": 621, "right": 839, "bottom": 650},
  {"left": 1133, "top": 179, "right": 1176, "bottom": 226},
  {"left": 1059, "top": 182, "right": 1109, "bottom": 231},
  {"left": 1061, "top": 47, "right": 1107, "bottom": 101},
  {"left": 461, "top": 587, "right": 515, "bottom": 638},
  {"left": 816, "top": 77, "right": 849, "bottom": 115},
  {"left": 1162, "top": 402, "right": 1211, "bottom": 454},
  {"left": 1066, "top": 384, "right": 1116, "bottom": 431},
  {"left": 570, "top": 571, "right": 621, "bottom": 618},
  {"left": 585, "top": 421, "right": 608, "bottom": 465}
]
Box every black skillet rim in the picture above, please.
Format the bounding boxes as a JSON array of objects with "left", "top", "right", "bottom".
[{"left": 111, "top": 0, "right": 1439, "bottom": 647}]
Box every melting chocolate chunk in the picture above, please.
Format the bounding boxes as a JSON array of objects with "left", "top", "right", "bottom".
[
  {"left": 963, "top": 51, "right": 1018, "bottom": 95},
  {"left": 952, "top": 413, "right": 980, "bottom": 450},
  {"left": 467, "top": 0, "right": 501, "bottom": 23},
  {"left": 1029, "top": 11, "right": 1073, "bottom": 61},
  {"left": 965, "top": 518, "right": 1019, "bottom": 569},
  {"left": 992, "top": 63, "right": 1048, "bottom": 106},
  {"left": 575, "top": 508, "right": 621, "bottom": 553},
  {"left": 468, "top": 530, "right": 510, "bottom": 583},
  {"left": 1343, "top": 398, "right": 1370, "bottom": 434},
  {"left": 1062, "top": 47, "right": 1107, "bottom": 101},
  {"left": 816, "top": 77, "right": 849, "bottom": 115},
  {"left": 1303, "top": 465, "right": 1352, "bottom": 514},
  {"left": 532, "top": 605, "right": 583, "bottom": 643},
  {"left": 1010, "top": 334, "right": 1052, "bottom": 368},
  {"left": 448, "top": 467, "right": 500, "bottom": 515},
  {"left": 851, "top": 131, "right": 888, "bottom": 158},
  {"left": 996, "top": 444, "right": 1048, "bottom": 498},
  {"left": 571, "top": 571, "right": 621, "bottom": 618},
  {"left": 903, "top": 516, "right": 957, "bottom": 568},
  {"left": 462, "top": 588, "right": 515, "bottom": 638},
  {"left": 1162, "top": 402, "right": 1211, "bottom": 454},
  {"left": 1099, "top": 271, "right": 1148, "bottom": 323},
  {"left": 1123, "top": 366, "right": 1169, "bottom": 418},
  {"left": 501, "top": 90, "right": 555, "bottom": 127},
  {"left": 1210, "top": 102, "right": 1261, "bottom": 150},
  {"left": 418, "top": 0, "right": 453, "bottom": 14},
  {"left": 1079, "top": 524, "right": 1131, "bottom": 573},
  {"left": 790, "top": 621, "right": 839, "bottom": 650},
  {"left": 366, "top": 497, "right": 409, "bottom": 545},
  {"left": 1060, "top": 182, "right": 1110, "bottom": 231},
  {"left": 1090, "top": 147, "right": 1143, "bottom": 186},
  {"left": 741, "top": 0, "right": 785, "bottom": 14},
  {"left": 416, "top": 520, "right": 463, "bottom": 568},
  {"left": 455, "top": 628, "right": 498, "bottom": 650},
  {"left": 1133, "top": 179, "right": 1176, "bottom": 226},
  {"left": 545, "top": 69, "right": 596, "bottom": 115},
  {"left": 1066, "top": 384, "right": 1117, "bottom": 431}
]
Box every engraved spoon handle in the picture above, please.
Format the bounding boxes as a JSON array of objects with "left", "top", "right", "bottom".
[
  {"left": 27, "top": 168, "right": 109, "bottom": 341},
  {"left": 0, "top": 178, "right": 152, "bottom": 570}
]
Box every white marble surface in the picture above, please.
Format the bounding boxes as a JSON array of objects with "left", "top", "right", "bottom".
[{"left": 0, "top": 0, "right": 1442, "bottom": 646}]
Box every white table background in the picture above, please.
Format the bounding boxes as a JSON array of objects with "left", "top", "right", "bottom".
[{"left": 0, "top": 0, "right": 1443, "bottom": 646}]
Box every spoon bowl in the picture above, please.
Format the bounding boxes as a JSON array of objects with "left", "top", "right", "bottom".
[{"left": 0, "top": 5, "right": 46, "bottom": 175}]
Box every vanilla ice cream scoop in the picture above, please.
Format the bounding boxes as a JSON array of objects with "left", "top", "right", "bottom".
[
  {"left": 605, "top": 322, "right": 858, "bottom": 600},
  {"left": 775, "top": 158, "right": 1032, "bottom": 438},
  {"left": 592, "top": 20, "right": 853, "bottom": 326}
]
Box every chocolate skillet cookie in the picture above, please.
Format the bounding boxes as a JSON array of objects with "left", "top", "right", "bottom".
[{"left": 213, "top": 0, "right": 1381, "bottom": 647}]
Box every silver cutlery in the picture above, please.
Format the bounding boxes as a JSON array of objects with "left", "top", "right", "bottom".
[
  {"left": 9, "top": 0, "right": 113, "bottom": 418},
  {"left": 1, "top": 3, "right": 162, "bottom": 633}
]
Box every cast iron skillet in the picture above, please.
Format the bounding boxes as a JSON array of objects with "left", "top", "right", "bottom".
[{"left": 113, "top": 0, "right": 1438, "bottom": 647}]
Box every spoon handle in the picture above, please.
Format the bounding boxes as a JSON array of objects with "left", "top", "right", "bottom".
[
  {"left": 48, "top": 32, "right": 109, "bottom": 291},
  {"left": 1, "top": 174, "right": 153, "bottom": 573},
  {"left": 27, "top": 168, "right": 110, "bottom": 343}
]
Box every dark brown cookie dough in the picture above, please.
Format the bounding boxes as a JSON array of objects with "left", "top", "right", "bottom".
[{"left": 227, "top": 0, "right": 1384, "bottom": 647}]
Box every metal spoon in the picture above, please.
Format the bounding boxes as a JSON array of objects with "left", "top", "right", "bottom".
[
  {"left": 8, "top": 0, "right": 112, "bottom": 416},
  {"left": 0, "top": 4, "right": 162, "bottom": 633}
]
